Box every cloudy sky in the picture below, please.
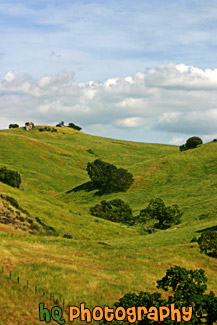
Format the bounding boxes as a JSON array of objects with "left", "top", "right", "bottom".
[{"left": 0, "top": 0, "right": 217, "bottom": 144}]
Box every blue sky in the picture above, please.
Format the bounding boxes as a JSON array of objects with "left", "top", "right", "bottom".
[{"left": 0, "top": 0, "right": 217, "bottom": 144}]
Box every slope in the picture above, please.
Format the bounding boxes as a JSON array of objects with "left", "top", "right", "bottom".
[{"left": 0, "top": 126, "right": 216, "bottom": 324}]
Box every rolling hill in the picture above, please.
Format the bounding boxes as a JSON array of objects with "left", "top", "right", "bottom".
[{"left": 0, "top": 126, "right": 216, "bottom": 324}]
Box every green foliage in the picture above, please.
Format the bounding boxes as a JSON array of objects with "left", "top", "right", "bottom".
[
  {"left": 39, "top": 126, "right": 57, "bottom": 133},
  {"left": 86, "top": 159, "right": 133, "bottom": 193},
  {"left": 0, "top": 194, "right": 19, "bottom": 209},
  {"left": 180, "top": 137, "right": 203, "bottom": 151},
  {"left": 35, "top": 216, "right": 56, "bottom": 234},
  {"left": 101, "top": 266, "right": 217, "bottom": 324},
  {"left": 138, "top": 198, "right": 182, "bottom": 229},
  {"left": 87, "top": 149, "right": 94, "bottom": 155},
  {"left": 197, "top": 231, "right": 217, "bottom": 257},
  {"left": 68, "top": 122, "right": 82, "bottom": 131},
  {"left": 90, "top": 199, "right": 134, "bottom": 225},
  {"left": 63, "top": 233, "right": 73, "bottom": 239},
  {"left": 9, "top": 124, "right": 19, "bottom": 129},
  {"left": 0, "top": 167, "right": 21, "bottom": 188}
]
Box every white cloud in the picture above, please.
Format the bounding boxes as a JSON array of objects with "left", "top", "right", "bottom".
[
  {"left": 0, "top": 63, "right": 217, "bottom": 143},
  {"left": 114, "top": 117, "right": 144, "bottom": 128}
]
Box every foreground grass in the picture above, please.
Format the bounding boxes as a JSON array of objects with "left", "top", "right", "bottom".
[{"left": 0, "top": 126, "right": 216, "bottom": 324}]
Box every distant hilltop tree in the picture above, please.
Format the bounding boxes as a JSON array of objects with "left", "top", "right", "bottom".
[
  {"left": 56, "top": 121, "right": 65, "bottom": 127},
  {"left": 0, "top": 167, "right": 21, "bottom": 188},
  {"left": 86, "top": 159, "right": 134, "bottom": 193},
  {"left": 9, "top": 124, "right": 19, "bottom": 129},
  {"left": 180, "top": 136, "right": 203, "bottom": 151},
  {"left": 68, "top": 122, "right": 82, "bottom": 131},
  {"left": 25, "top": 122, "right": 35, "bottom": 131}
]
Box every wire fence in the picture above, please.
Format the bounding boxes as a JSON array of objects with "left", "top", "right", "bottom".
[{"left": 1, "top": 265, "right": 67, "bottom": 310}]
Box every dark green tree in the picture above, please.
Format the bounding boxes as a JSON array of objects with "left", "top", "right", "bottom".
[
  {"left": 86, "top": 159, "right": 133, "bottom": 193},
  {"left": 0, "top": 167, "right": 21, "bottom": 188},
  {"left": 68, "top": 122, "right": 82, "bottom": 131},
  {"left": 197, "top": 231, "right": 217, "bottom": 258},
  {"left": 138, "top": 198, "right": 182, "bottom": 229},
  {"left": 9, "top": 124, "right": 19, "bottom": 129},
  {"left": 101, "top": 266, "right": 217, "bottom": 324},
  {"left": 90, "top": 199, "right": 134, "bottom": 225},
  {"left": 179, "top": 137, "right": 203, "bottom": 151}
]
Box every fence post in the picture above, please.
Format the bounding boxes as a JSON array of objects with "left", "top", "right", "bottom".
[{"left": 17, "top": 277, "right": 19, "bottom": 284}]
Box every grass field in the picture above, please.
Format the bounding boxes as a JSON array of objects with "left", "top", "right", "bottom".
[{"left": 0, "top": 126, "right": 216, "bottom": 324}]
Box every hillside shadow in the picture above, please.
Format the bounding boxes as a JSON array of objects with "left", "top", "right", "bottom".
[
  {"left": 66, "top": 182, "right": 116, "bottom": 196},
  {"left": 66, "top": 182, "right": 95, "bottom": 194},
  {"left": 196, "top": 225, "right": 217, "bottom": 233}
]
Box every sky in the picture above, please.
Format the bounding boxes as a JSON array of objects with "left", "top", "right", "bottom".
[{"left": 0, "top": 0, "right": 217, "bottom": 144}]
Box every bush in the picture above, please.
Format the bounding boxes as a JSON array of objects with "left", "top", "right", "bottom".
[
  {"left": 86, "top": 159, "right": 133, "bottom": 193},
  {"left": 39, "top": 127, "right": 57, "bottom": 133},
  {"left": 9, "top": 124, "right": 19, "bottom": 129},
  {"left": 56, "top": 121, "right": 64, "bottom": 127},
  {"left": 0, "top": 194, "right": 19, "bottom": 209},
  {"left": 198, "top": 231, "right": 217, "bottom": 257},
  {"left": 87, "top": 149, "right": 94, "bottom": 155},
  {"left": 0, "top": 167, "right": 21, "bottom": 188},
  {"left": 68, "top": 122, "right": 82, "bottom": 131},
  {"left": 180, "top": 136, "right": 203, "bottom": 151},
  {"left": 138, "top": 198, "right": 182, "bottom": 229},
  {"left": 90, "top": 199, "right": 134, "bottom": 225},
  {"left": 101, "top": 266, "right": 217, "bottom": 324},
  {"left": 63, "top": 233, "right": 73, "bottom": 239}
]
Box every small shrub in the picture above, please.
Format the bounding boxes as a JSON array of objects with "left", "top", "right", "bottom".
[
  {"left": 87, "top": 149, "right": 94, "bottom": 155},
  {"left": 39, "top": 127, "right": 57, "bottom": 133},
  {"left": 35, "top": 217, "right": 55, "bottom": 233},
  {"left": 0, "top": 167, "right": 21, "bottom": 188},
  {"left": 198, "top": 212, "right": 210, "bottom": 220},
  {"left": 26, "top": 218, "right": 33, "bottom": 224},
  {"left": 63, "top": 234, "right": 73, "bottom": 239},
  {"left": 90, "top": 199, "right": 134, "bottom": 225},
  {"left": 68, "top": 122, "right": 82, "bottom": 131},
  {"left": 56, "top": 121, "right": 64, "bottom": 127},
  {"left": 9, "top": 124, "right": 19, "bottom": 129},
  {"left": 17, "top": 216, "right": 25, "bottom": 222},
  {"left": 30, "top": 223, "right": 40, "bottom": 231},
  {"left": 0, "top": 194, "right": 20, "bottom": 209},
  {"left": 198, "top": 231, "right": 217, "bottom": 257}
]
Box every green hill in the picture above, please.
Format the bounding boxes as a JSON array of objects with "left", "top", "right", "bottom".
[{"left": 0, "top": 126, "right": 216, "bottom": 324}]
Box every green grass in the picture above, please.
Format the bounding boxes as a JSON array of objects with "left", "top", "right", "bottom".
[{"left": 0, "top": 126, "right": 216, "bottom": 324}]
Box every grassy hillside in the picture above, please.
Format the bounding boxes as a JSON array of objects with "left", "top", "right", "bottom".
[{"left": 0, "top": 126, "right": 216, "bottom": 324}]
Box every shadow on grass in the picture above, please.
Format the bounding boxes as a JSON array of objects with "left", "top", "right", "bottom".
[
  {"left": 66, "top": 182, "right": 95, "bottom": 194},
  {"left": 66, "top": 182, "right": 120, "bottom": 196},
  {"left": 196, "top": 225, "right": 217, "bottom": 233}
]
